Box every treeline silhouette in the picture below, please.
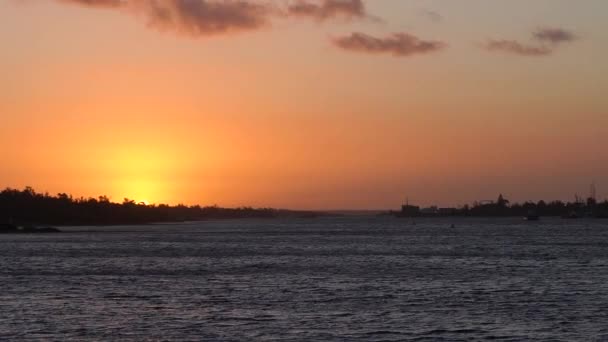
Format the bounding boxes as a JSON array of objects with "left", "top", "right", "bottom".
[
  {"left": 0, "top": 187, "right": 318, "bottom": 226},
  {"left": 397, "top": 194, "right": 608, "bottom": 218}
]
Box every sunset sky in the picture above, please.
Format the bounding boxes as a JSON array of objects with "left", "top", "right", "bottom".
[{"left": 1, "top": 0, "right": 607, "bottom": 209}]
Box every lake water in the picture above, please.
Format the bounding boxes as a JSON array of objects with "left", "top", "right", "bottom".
[{"left": 2, "top": 216, "right": 608, "bottom": 341}]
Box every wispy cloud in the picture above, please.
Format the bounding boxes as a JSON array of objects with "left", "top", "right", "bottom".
[
  {"left": 533, "top": 27, "right": 577, "bottom": 44},
  {"left": 484, "top": 40, "right": 552, "bottom": 57},
  {"left": 58, "top": 0, "right": 124, "bottom": 8},
  {"left": 54, "top": 0, "right": 280, "bottom": 37},
  {"left": 483, "top": 27, "right": 577, "bottom": 57},
  {"left": 332, "top": 32, "right": 446, "bottom": 57},
  {"left": 37, "top": 1, "right": 582, "bottom": 61},
  {"left": 419, "top": 9, "right": 442, "bottom": 23},
  {"left": 130, "top": 1, "right": 274, "bottom": 37},
  {"left": 52, "top": 0, "right": 378, "bottom": 37},
  {"left": 287, "top": 0, "right": 367, "bottom": 21}
]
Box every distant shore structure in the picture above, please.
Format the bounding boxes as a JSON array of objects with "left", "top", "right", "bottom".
[{"left": 393, "top": 190, "right": 608, "bottom": 219}]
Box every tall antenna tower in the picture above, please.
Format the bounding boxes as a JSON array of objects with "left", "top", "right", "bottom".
[{"left": 590, "top": 182, "right": 597, "bottom": 201}]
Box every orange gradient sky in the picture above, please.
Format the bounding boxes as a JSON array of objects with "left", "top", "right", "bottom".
[{"left": 1, "top": 0, "right": 607, "bottom": 209}]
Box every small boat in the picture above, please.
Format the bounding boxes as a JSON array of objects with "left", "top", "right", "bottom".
[
  {"left": 524, "top": 210, "right": 540, "bottom": 221},
  {"left": 562, "top": 211, "right": 580, "bottom": 219}
]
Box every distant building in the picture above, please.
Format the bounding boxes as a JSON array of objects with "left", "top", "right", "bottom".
[
  {"left": 421, "top": 206, "right": 439, "bottom": 215},
  {"left": 400, "top": 204, "right": 421, "bottom": 217},
  {"left": 438, "top": 208, "right": 457, "bottom": 216},
  {"left": 398, "top": 203, "right": 457, "bottom": 217},
  {"left": 419, "top": 206, "right": 457, "bottom": 216}
]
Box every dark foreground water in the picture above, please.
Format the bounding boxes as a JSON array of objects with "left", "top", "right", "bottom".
[{"left": 2, "top": 217, "right": 608, "bottom": 341}]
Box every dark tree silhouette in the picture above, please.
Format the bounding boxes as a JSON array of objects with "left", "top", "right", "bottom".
[{"left": 0, "top": 187, "right": 319, "bottom": 226}]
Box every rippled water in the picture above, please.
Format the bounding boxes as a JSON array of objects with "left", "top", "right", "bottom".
[{"left": 2, "top": 216, "right": 608, "bottom": 341}]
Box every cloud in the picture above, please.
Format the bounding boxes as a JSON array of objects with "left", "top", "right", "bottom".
[
  {"left": 533, "top": 27, "right": 577, "bottom": 44},
  {"left": 483, "top": 40, "right": 552, "bottom": 56},
  {"left": 53, "top": 0, "right": 377, "bottom": 37},
  {"left": 55, "top": 0, "right": 276, "bottom": 37},
  {"left": 287, "top": 0, "right": 367, "bottom": 21},
  {"left": 419, "top": 9, "right": 442, "bottom": 23},
  {"left": 484, "top": 27, "right": 577, "bottom": 57},
  {"left": 130, "top": 1, "right": 273, "bottom": 36},
  {"left": 58, "top": 0, "right": 124, "bottom": 7},
  {"left": 332, "top": 32, "right": 446, "bottom": 57}
]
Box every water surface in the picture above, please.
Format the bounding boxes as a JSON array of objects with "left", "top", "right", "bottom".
[{"left": 2, "top": 217, "right": 608, "bottom": 341}]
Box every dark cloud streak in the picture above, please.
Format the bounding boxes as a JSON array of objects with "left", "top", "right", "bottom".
[
  {"left": 58, "top": 0, "right": 125, "bottom": 8},
  {"left": 53, "top": 0, "right": 377, "bottom": 37},
  {"left": 534, "top": 27, "right": 577, "bottom": 44},
  {"left": 287, "top": 0, "right": 367, "bottom": 21},
  {"left": 332, "top": 32, "right": 446, "bottom": 57},
  {"left": 484, "top": 27, "right": 577, "bottom": 57},
  {"left": 134, "top": 1, "right": 273, "bottom": 36},
  {"left": 55, "top": 0, "right": 277, "bottom": 37},
  {"left": 484, "top": 40, "right": 552, "bottom": 56}
]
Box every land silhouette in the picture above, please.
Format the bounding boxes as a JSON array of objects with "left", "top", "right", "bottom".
[
  {"left": 0, "top": 187, "right": 319, "bottom": 228},
  {"left": 393, "top": 193, "right": 608, "bottom": 219},
  {"left": 2, "top": 187, "right": 608, "bottom": 231}
]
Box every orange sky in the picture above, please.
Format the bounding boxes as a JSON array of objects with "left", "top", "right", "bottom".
[{"left": 1, "top": 0, "right": 607, "bottom": 209}]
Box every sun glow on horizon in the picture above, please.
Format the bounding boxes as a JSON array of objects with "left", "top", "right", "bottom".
[
  {"left": 1, "top": 1, "right": 607, "bottom": 209},
  {"left": 88, "top": 140, "right": 202, "bottom": 206}
]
